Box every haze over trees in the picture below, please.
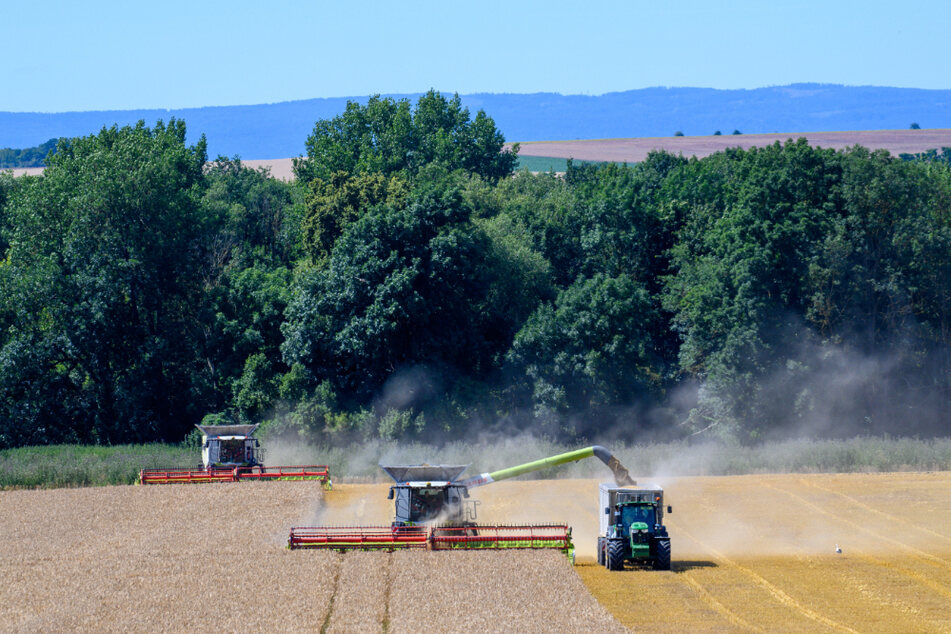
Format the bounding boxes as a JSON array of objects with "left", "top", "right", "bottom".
[{"left": 1, "top": 92, "right": 950, "bottom": 449}]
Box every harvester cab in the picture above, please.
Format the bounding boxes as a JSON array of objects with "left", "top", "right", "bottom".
[
  {"left": 381, "top": 464, "right": 474, "bottom": 525},
  {"left": 138, "top": 424, "right": 331, "bottom": 485},
  {"left": 598, "top": 483, "right": 672, "bottom": 571},
  {"left": 196, "top": 424, "right": 263, "bottom": 469}
]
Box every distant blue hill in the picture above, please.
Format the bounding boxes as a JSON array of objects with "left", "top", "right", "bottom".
[{"left": 2, "top": 84, "right": 950, "bottom": 160}]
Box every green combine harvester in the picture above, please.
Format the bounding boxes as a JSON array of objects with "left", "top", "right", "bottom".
[{"left": 289, "top": 445, "right": 638, "bottom": 562}]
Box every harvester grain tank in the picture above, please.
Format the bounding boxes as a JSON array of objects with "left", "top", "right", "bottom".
[
  {"left": 597, "top": 483, "right": 672, "bottom": 570},
  {"left": 288, "top": 445, "right": 637, "bottom": 560}
]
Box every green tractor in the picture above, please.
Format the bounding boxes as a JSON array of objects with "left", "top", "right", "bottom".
[{"left": 597, "top": 483, "right": 672, "bottom": 571}]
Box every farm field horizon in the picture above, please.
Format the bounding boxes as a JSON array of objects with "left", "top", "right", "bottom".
[
  {"left": 4, "top": 472, "right": 951, "bottom": 631},
  {"left": 8, "top": 127, "right": 951, "bottom": 180}
]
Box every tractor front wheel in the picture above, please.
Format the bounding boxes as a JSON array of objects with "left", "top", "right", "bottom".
[
  {"left": 653, "top": 538, "right": 671, "bottom": 570},
  {"left": 597, "top": 537, "right": 605, "bottom": 566},
  {"left": 606, "top": 539, "right": 625, "bottom": 571}
]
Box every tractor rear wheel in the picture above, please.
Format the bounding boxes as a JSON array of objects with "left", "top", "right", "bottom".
[
  {"left": 653, "top": 538, "right": 671, "bottom": 570},
  {"left": 606, "top": 539, "right": 625, "bottom": 571},
  {"left": 597, "top": 537, "right": 605, "bottom": 565}
]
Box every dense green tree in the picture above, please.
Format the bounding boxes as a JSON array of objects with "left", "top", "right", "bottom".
[
  {"left": 202, "top": 156, "right": 303, "bottom": 266},
  {"left": 662, "top": 140, "right": 843, "bottom": 437},
  {"left": 0, "top": 121, "right": 210, "bottom": 447},
  {"left": 0, "top": 171, "right": 18, "bottom": 255},
  {"left": 283, "top": 189, "right": 504, "bottom": 403},
  {"left": 294, "top": 91, "right": 517, "bottom": 183},
  {"left": 0, "top": 138, "right": 62, "bottom": 168},
  {"left": 507, "top": 274, "right": 665, "bottom": 437},
  {"left": 301, "top": 170, "right": 409, "bottom": 262}
]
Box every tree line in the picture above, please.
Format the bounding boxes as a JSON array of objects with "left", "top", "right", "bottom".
[
  {"left": 2, "top": 90, "right": 950, "bottom": 449},
  {"left": 0, "top": 138, "right": 62, "bottom": 168}
]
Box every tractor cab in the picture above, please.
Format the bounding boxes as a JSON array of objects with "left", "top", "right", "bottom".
[{"left": 381, "top": 464, "right": 475, "bottom": 525}]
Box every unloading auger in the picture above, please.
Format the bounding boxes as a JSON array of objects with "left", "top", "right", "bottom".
[{"left": 288, "top": 445, "right": 636, "bottom": 560}]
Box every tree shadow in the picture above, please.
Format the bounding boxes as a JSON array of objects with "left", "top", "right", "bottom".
[{"left": 671, "top": 560, "right": 718, "bottom": 573}]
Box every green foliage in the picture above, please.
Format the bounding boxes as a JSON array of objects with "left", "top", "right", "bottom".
[
  {"left": 899, "top": 147, "right": 951, "bottom": 166},
  {"left": 282, "top": 187, "right": 513, "bottom": 409},
  {"left": 0, "top": 443, "right": 194, "bottom": 488},
  {"left": 507, "top": 274, "right": 666, "bottom": 436},
  {"left": 294, "top": 91, "right": 517, "bottom": 183},
  {"left": 0, "top": 121, "right": 210, "bottom": 447},
  {"left": 4, "top": 96, "right": 951, "bottom": 451},
  {"left": 663, "top": 140, "right": 951, "bottom": 439},
  {"left": 202, "top": 156, "right": 304, "bottom": 265},
  {"left": 301, "top": 170, "right": 409, "bottom": 262},
  {"left": 910, "top": 122, "right": 921, "bottom": 129},
  {"left": 0, "top": 138, "right": 62, "bottom": 168}
]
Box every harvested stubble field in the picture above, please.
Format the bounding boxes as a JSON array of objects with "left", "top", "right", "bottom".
[{"left": 4, "top": 473, "right": 951, "bottom": 632}]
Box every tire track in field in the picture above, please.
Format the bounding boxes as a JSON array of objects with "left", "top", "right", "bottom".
[
  {"left": 382, "top": 553, "right": 393, "bottom": 634},
  {"left": 672, "top": 521, "right": 858, "bottom": 633},
  {"left": 764, "top": 482, "right": 951, "bottom": 573},
  {"left": 834, "top": 556, "right": 951, "bottom": 632},
  {"left": 319, "top": 556, "right": 342, "bottom": 634},
  {"left": 673, "top": 559, "right": 765, "bottom": 632},
  {"left": 798, "top": 478, "right": 951, "bottom": 545}
]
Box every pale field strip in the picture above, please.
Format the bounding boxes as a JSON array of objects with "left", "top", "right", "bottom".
[{"left": 512, "top": 129, "right": 951, "bottom": 163}]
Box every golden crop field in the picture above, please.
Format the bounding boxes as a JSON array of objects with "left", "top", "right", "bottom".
[
  {"left": 475, "top": 473, "right": 951, "bottom": 633},
  {"left": 2, "top": 472, "right": 950, "bottom": 632}
]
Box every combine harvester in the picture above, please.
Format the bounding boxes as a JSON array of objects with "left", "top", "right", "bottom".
[
  {"left": 288, "top": 445, "right": 636, "bottom": 561},
  {"left": 139, "top": 424, "right": 331, "bottom": 486}
]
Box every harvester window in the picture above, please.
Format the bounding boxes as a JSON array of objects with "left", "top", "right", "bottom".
[
  {"left": 411, "top": 488, "right": 446, "bottom": 521},
  {"left": 219, "top": 439, "right": 244, "bottom": 464}
]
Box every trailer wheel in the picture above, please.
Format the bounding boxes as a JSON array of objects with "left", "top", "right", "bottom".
[
  {"left": 597, "top": 537, "right": 605, "bottom": 566},
  {"left": 653, "top": 538, "right": 671, "bottom": 570},
  {"left": 606, "top": 539, "right": 625, "bottom": 571}
]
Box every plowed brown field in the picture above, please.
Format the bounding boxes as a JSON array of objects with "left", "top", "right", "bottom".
[{"left": 3, "top": 472, "right": 950, "bottom": 632}]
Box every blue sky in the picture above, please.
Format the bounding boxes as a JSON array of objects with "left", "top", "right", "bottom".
[{"left": 2, "top": 0, "right": 949, "bottom": 112}]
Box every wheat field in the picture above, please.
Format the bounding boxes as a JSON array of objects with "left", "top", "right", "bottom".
[
  {"left": 0, "top": 480, "right": 620, "bottom": 632},
  {"left": 4, "top": 472, "right": 951, "bottom": 631}
]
